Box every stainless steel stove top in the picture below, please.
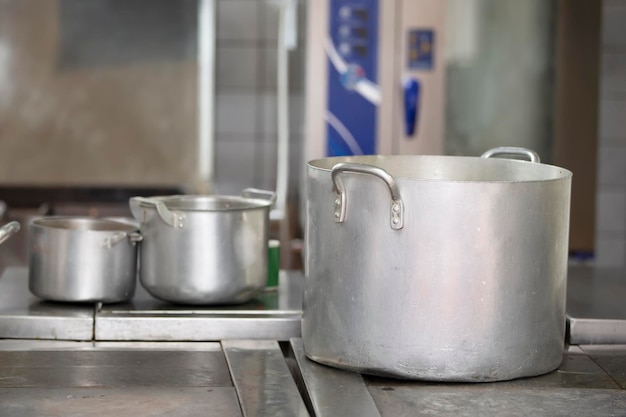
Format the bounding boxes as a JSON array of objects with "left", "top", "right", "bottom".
[
  {"left": 0, "top": 265, "right": 625, "bottom": 344},
  {"left": 566, "top": 266, "right": 626, "bottom": 344},
  {"left": 0, "top": 267, "right": 303, "bottom": 342},
  {"left": 0, "top": 266, "right": 625, "bottom": 415},
  {"left": 0, "top": 339, "right": 624, "bottom": 417}
]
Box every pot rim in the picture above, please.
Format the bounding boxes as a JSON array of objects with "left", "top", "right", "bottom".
[
  {"left": 307, "top": 155, "right": 573, "bottom": 184},
  {"left": 136, "top": 195, "right": 273, "bottom": 212},
  {"left": 32, "top": 216, "right": 139, "bottom": 233}
]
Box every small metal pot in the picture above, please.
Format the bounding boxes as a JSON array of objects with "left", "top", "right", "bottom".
[
  {"left": 130, "top": 189, "right": 276, "bottom": 305},
  {"left": 28, "top": 217, "right": 142, "bottom": 303}
]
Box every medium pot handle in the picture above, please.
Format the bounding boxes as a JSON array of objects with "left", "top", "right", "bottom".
[
  {"left": 480, "top": 147, "right": 541, "bottom": 163},
  {"left": 104, "top": 231, "right": 143, "bottom": 249},
  {"left": 129, "top": 197, "right": 185, "bottom": 228},
  {"left": 0, "top": 221, "right": 20, "bottom": 245},
  {"left": 331, "top": 162, "right": 404, "bottom": 230},
  {"left": 241, "top": 188, "right": 277, "bottom": 207}
]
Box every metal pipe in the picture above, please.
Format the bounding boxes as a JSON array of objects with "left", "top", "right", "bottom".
[{"left": 197, "top": 0, "right": 216, "bottom": 194}]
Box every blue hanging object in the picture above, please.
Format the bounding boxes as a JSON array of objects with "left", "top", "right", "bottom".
[{"left": 403, "top": 77, "right": 420, "bottom": 137}]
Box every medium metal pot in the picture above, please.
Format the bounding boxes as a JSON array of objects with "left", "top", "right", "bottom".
[
  {"left": 29, "top": 217, "right": 142, "bottom": 303},
  {"left": 302, "top": 147, "right": 572, "bottom": 382},
  {"left": 129, "top": 189, "right": 276, "bottom": 305}
]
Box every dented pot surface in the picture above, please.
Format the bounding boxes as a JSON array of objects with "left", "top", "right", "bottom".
[{"left": 302, "top": 148, "right": 572, "bottom": 382}]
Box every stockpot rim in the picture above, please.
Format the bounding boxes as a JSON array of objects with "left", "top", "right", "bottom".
[
  {"left": 135, "top": 194, "right": 274, "bottom": 212},
  {"left": 307, "top": 154, "right": 573, "bottom": 184},
  {"left": 32, "top": 216, "right": 139, "bottom": 233}
]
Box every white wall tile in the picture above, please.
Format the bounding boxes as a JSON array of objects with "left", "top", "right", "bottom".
[
  {"left": 605, "top": 0, "right": 626, "bottom": 8},
  {"left": 216, "top": 47, "right": 259, "bottom": 91},
  {"left": 260, "top": 0, "right": 307, "bottom": 42},
  {"left": 261, "top": 48, "right": 306, "bottom": 92},
  {"left": 597, "top": 146, "right": 626, "bottom": 186},
  {"left": 258, "top": 138, "right": 278, "bottom": 191},
  {"left": 585, "top": 3, "right": 626, "bottom": 263},
  {"left": 215, "top": 93, "right": 258, "bottom": 135},
  {"left": 216, "top": 0, "right": 259, "bottom": 42},
  {"left": 603, "top": 5, "right": 626, "bottom": 48},
  {"left": 260, "top": 0, "right": 280, "bottom": 42},
  {"left": 596, "top": 189, "right": 626, "bottom": 232},
  {"left": 211, "top": 0, "right": 308, "bottom": 207},
  {"left": 259, "top": 93, "right": 306, "bottom": 135},
  {"left": 214, "top": 139, "right": 257, "bottom": 195},
  {"left": 594, "top": 236, "right": 626, "bottom": 267},
  {"left": 255, "top": 133, "right": 305, "bottom": 195},
  {"left": 288, "top": 136, "right": 304, "bottom": 193},
  {"left": 601, "top": 53, "right": 626, "bottom": 95},
  {"left": 599, "top": 100, "right": 626, "bottom": 141}
]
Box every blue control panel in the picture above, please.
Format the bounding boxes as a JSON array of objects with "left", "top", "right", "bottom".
[{"left": 326, "top": 0, "right": 379, "bottom": 156}]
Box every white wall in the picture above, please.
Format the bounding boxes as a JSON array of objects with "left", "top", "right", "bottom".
[
  {"left": 213, "top": 0, "right": 306, "bottom": 196},
  {"left": 595, "top": 0, "right": 626, "bottom": 266}
]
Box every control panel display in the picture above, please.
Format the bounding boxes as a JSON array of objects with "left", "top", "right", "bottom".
[{"left": 326, "top": 0, "right": 379, "bottom": 156}]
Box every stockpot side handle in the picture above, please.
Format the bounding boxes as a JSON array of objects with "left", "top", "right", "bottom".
[
  {"left": 480, "top": 147, "right": 541, "bottom": 163},
  {"left": 0, "top": 221, "right": 20, "bottom": 245},
  {"left": 331, "top": 162, "right": 404, "bottom": 230},
  {"left": 241, "top": 188, "right": 278, "bottom": 207},
  {"left": 129, "top": 197, "right": 184, "bottom": 228}
]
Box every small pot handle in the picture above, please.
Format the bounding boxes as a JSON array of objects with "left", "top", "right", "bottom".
[
  {"left": 241, "top": 188, "right": 277, "bottom": 207},
  {"left": 331, "top": 162, "right": 404, "bottom": 230},
  {"left": 480, "top": 147, "right": 541, "bottom": 163},
  {"left": 104, "top": 231, "right": 143, "bottom": 249},
  {"left": 129, "top": 197, "right": 184, "bottom": 228},
  {"left": 0, "top": 221, "right": 20, "bottom": 245}
]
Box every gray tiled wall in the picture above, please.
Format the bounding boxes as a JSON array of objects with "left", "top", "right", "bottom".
[
  {"left": 596, "top": 0, "right": 626, "bottom": 266},
  {"left": 213, "top": 0, "right": 306, "bottom": 196},
  {"left": 0, "top": 0, "right": 304, "bottom": 195}
]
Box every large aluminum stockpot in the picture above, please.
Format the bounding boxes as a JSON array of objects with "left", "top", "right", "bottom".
[
  {"left": 303, "top": 147, "right": 572, "bottom": 382},
  {"left": 129, "top": 189, "right": 276, "bottom": 305},
  {"left": 29, "top": 217, "right": 142, "bottom": 303}
]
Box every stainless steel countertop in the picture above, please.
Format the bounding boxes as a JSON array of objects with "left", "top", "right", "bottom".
[
  {"left": 3, "top": 265, "right": 625, "bottom": 345},
  {"left": 0, "top": 267, "right": 303, "bottom": 341},
  {"left": 0, "top": 269, "right": 93, "bottom": 340},
  {"left": 291, "top": 340, "right": 626, "bottom": 417},
  {"left": 95, "top": 270, "right": 303, "bottom": 341},
  {"left": 1, "top": 264, "right": 626, "bottom": 415},
  {"left": 0, "top": 339, "right": 624, "bottom": 417},
  {"left": 567, "top": 266, "right": 626, "bottom": 344}
]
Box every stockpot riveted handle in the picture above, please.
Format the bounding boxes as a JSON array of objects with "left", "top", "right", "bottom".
[
  {"left": 104, "top": 231, "right": 143, "bottom": 249},
  {"left": 480, "top": 147, "right": 541, "bottom": 163},
  {"left": 129, "top": 197, "right": 185, "bottom": 229},
  {"left": 241, "top": 188, "right": 278, "bottom": 207},
  {"left": 0, "top": 221, "right": 20, "bottom": 245},
  {"left": 331, "top": 162, "right": 404, "bottom": 230}
]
